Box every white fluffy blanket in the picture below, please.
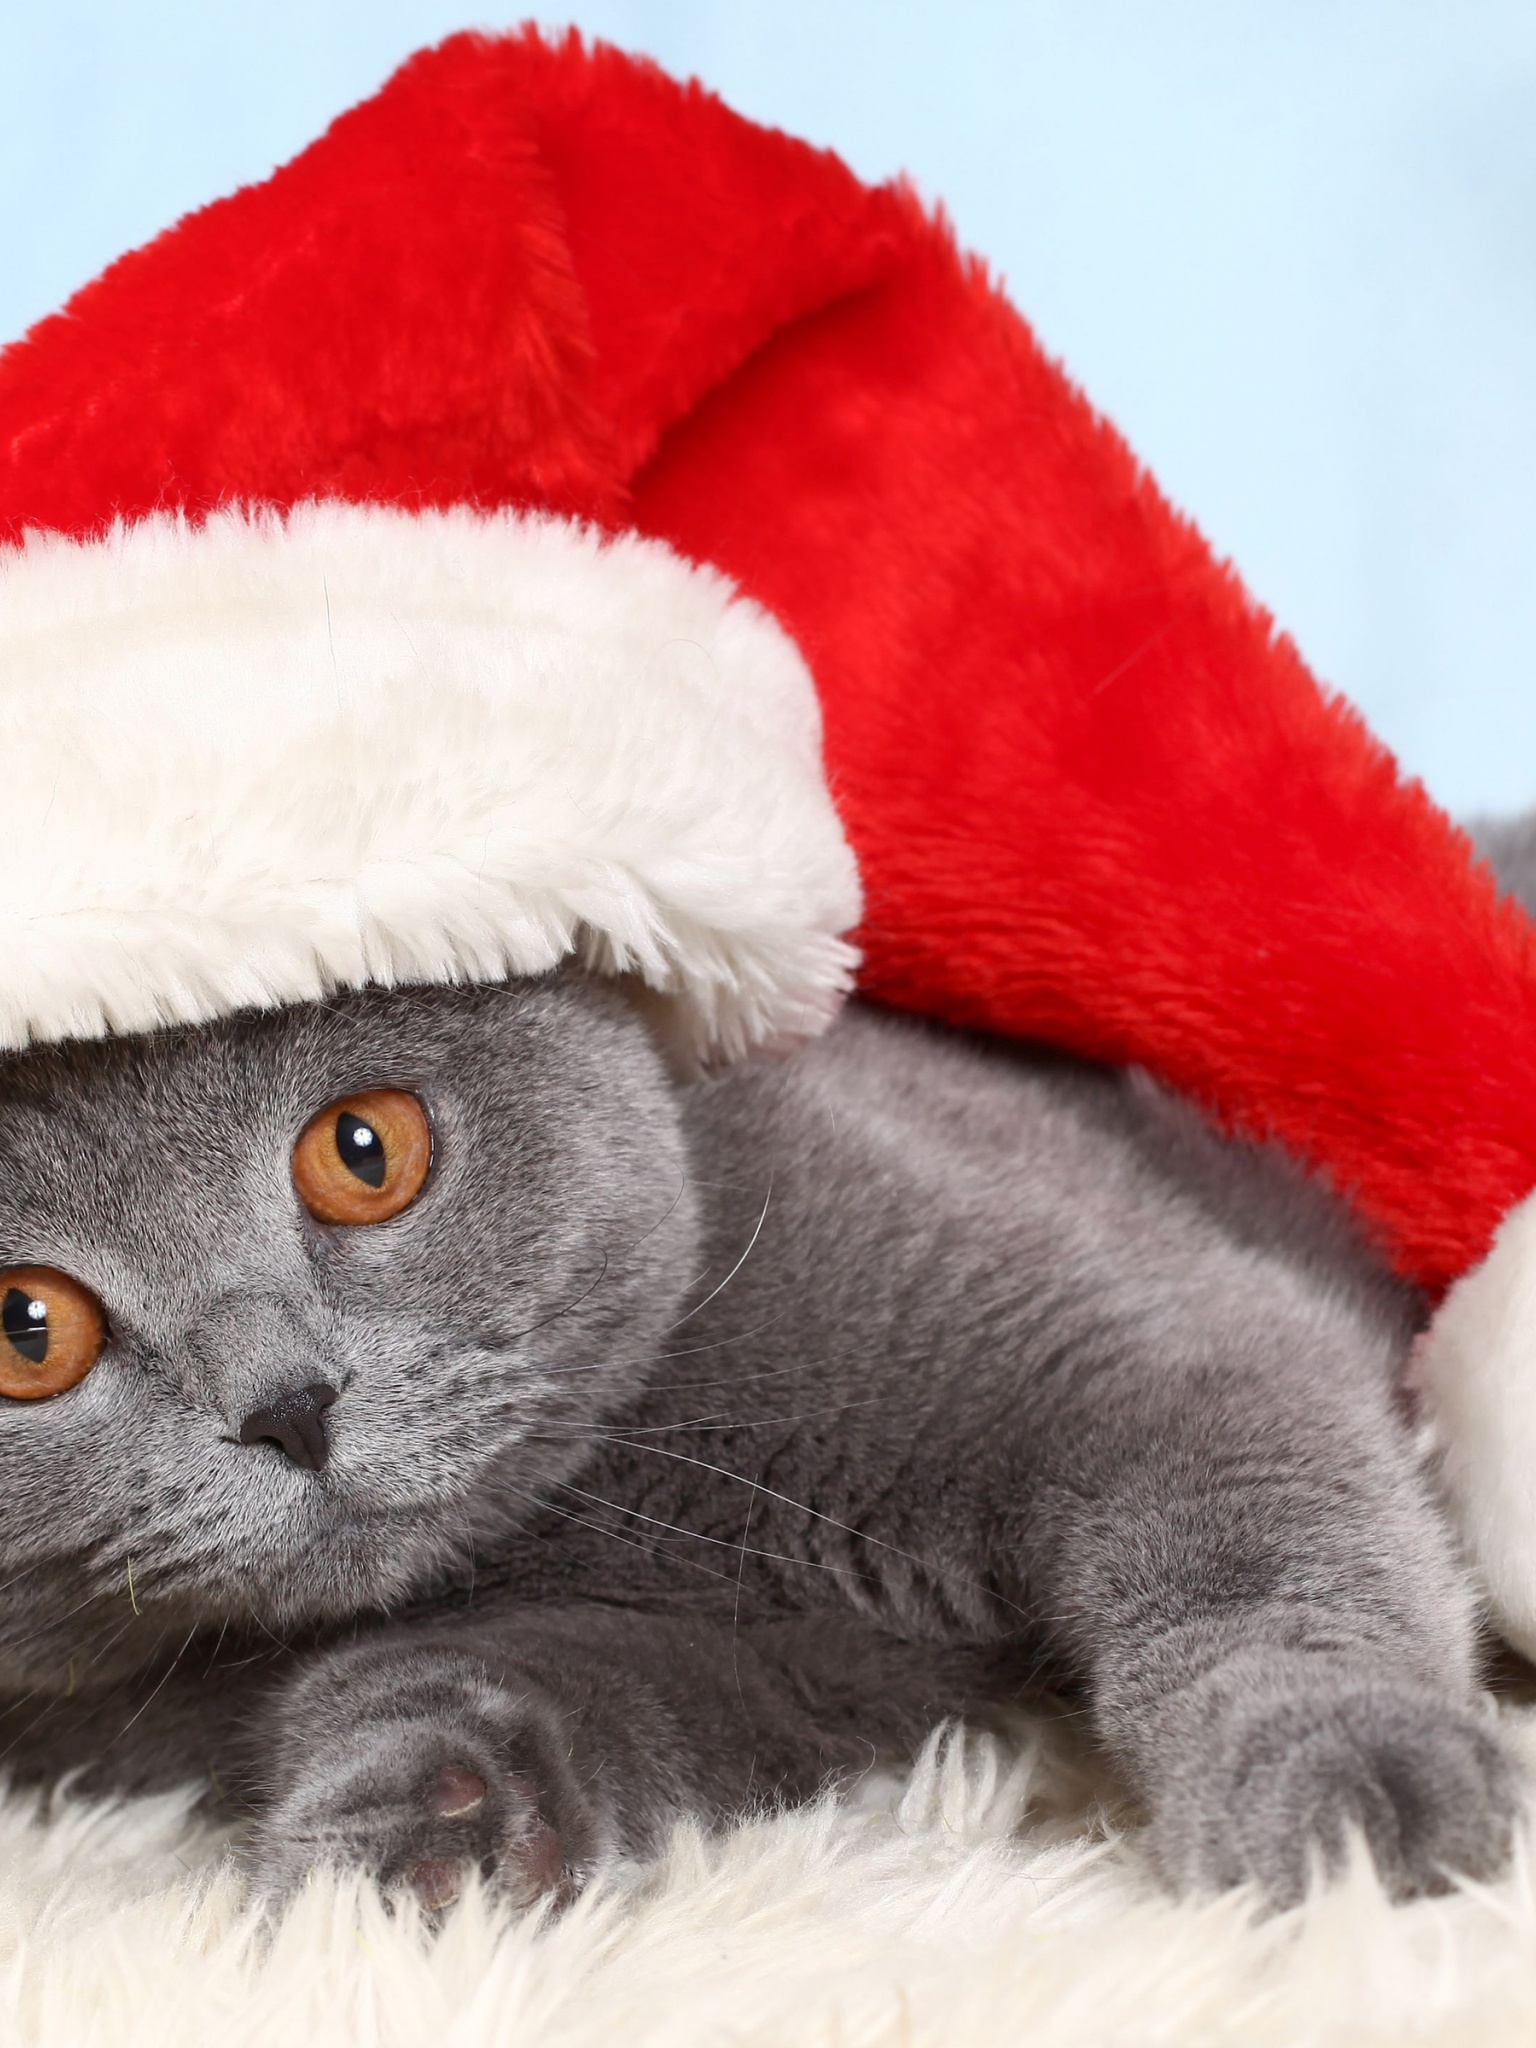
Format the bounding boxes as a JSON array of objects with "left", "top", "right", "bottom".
[{"left": 4, "top": 1701, "right": 1536, "bottom": 2048}]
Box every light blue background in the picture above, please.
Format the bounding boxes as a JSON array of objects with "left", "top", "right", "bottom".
[{"left": 3, "top": 3, "right": 1533, "bottom": 816}]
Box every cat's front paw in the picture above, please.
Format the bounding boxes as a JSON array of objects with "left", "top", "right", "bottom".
[
  {"left": 1144, "top": 1650, "right": 1521, "bottom": 1907},
  {"left": 245, "top": 1642, "right": 609, "bottom": 1912}
]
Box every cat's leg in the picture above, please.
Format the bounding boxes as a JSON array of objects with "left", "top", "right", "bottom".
[
  {"left": 1016, "top": 1337, "right": 1521, "bottom": 1903},
  {"left": 242, "top": 1605, "right": 922, "bottom": 1908}
]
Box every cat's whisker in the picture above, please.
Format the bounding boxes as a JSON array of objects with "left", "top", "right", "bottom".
[
  {"left": 111, "top": 1622, "right": 200, "bottom": 1744},
  {"left": 239, "top": 1606, "right": 290, "bottom": 1653},
  {"left": 577, "top": 1433, "right": 1034, "bottom": 1624},
  {"left": 613, "top": 1164, "right": 691, "bottom": 1261},
  {"left": 0, "top": 1613, "right": 157, "bottom": 1767},
  {"left": 643, "top": 1362, "right": 826, "bottom": 1394},
  {"left": 548, "top": 1476, "right": 879, "bottom": 1584},
  {"left": 529, "top": 1304, "right": 797, "bottom": 1383},
  {"left": 0, "top": 1557, "right": 47, "bottom": 1598},
  {"left": 501, "top": 1482, "right": 739, "bottom": 1586},
  {"left": 81, "top": 1617, "right": 138, "bottom": 1669},
  {"left": 1, "top": 1582, "right": 122, "bottom": 1655},
  {"left": 665, "top": 1178, "right": 773, "bottom": 1334},
  {"left": 535, "top": 1395, "right": 890, "bottom": 1441},
  {"left": 654, "top": 1356, "right": 878, "bottom": 1392},
  {"left": 492, "top": 1255, "right": 612, "bottom": 1349}
]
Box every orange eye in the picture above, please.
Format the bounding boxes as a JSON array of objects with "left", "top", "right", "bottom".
[
  {"left": 0, "top": 1266, "right": 107, "bottom": 1400},
  {"left": 292, "top": 1089, "right": 432, "bottom": 1226}
]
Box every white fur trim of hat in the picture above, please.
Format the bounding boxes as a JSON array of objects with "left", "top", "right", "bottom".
[
  {"left": 0, "top": 502, "right": 862, "bottom": 1063},
  {"left": 1413, "top": 1194, "right": 1536, "bottom": 1657}
]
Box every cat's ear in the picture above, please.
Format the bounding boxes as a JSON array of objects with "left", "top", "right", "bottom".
[{"left": 1469, "top": 812, "right": 1536, "bottom": 919}]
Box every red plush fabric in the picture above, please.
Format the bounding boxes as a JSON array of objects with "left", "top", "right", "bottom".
[{"left": 1, "top": 26, "right": 1533, "bottom": 1295}]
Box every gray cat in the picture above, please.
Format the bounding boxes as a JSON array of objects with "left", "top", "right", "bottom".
[{"left": 0, "top": 863, "right": 1524, "bottom": 1911}]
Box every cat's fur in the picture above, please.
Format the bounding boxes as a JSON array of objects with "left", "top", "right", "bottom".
[{"left": 0, "top": 933, "right": 1520, "bottom": 1907}]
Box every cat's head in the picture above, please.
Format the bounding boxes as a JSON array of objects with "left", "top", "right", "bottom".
[{"left": 0, "top": 976, "right": 695, "bottom": 1686}]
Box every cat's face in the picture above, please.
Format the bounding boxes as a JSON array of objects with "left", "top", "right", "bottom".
[{"left": 0, "top": 977, "right": 695, "bottom": 1686}]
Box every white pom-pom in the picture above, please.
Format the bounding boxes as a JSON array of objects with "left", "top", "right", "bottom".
[{"left": 1413, "top": 1191, "right": 1536, "bottom": 1657}]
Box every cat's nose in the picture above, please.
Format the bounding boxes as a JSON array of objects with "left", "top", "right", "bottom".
[{"left": 238, "top": 1382, "right": 338, "bottom": 1471}]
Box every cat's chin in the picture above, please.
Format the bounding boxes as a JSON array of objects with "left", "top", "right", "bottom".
[
  {"left": 177, "top": 1507, "right": 476, "bottom": 1632},
  {"left": 0, "top": 1428, "right": 568, "bottom": 1694},
  {"left": 0, "top": 1512, "right": 477, "bottom": 1697}
]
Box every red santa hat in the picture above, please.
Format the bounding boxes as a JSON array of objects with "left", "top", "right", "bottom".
[{"left": 4, "top": 29, "right": 1536, "bottom": 1647}]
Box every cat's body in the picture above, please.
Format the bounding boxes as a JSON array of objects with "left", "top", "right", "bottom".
[{"left": 0, "top": 968, "right": 1516, "bottom": 1908}]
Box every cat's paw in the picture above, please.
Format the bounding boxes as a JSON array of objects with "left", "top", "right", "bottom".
[
  {"left": 245, "top": 1642, "right": 609, "bottom": 1912},
  {"left": 1145, "top": 1651, "right": 1521, "bottom": 1907}
]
